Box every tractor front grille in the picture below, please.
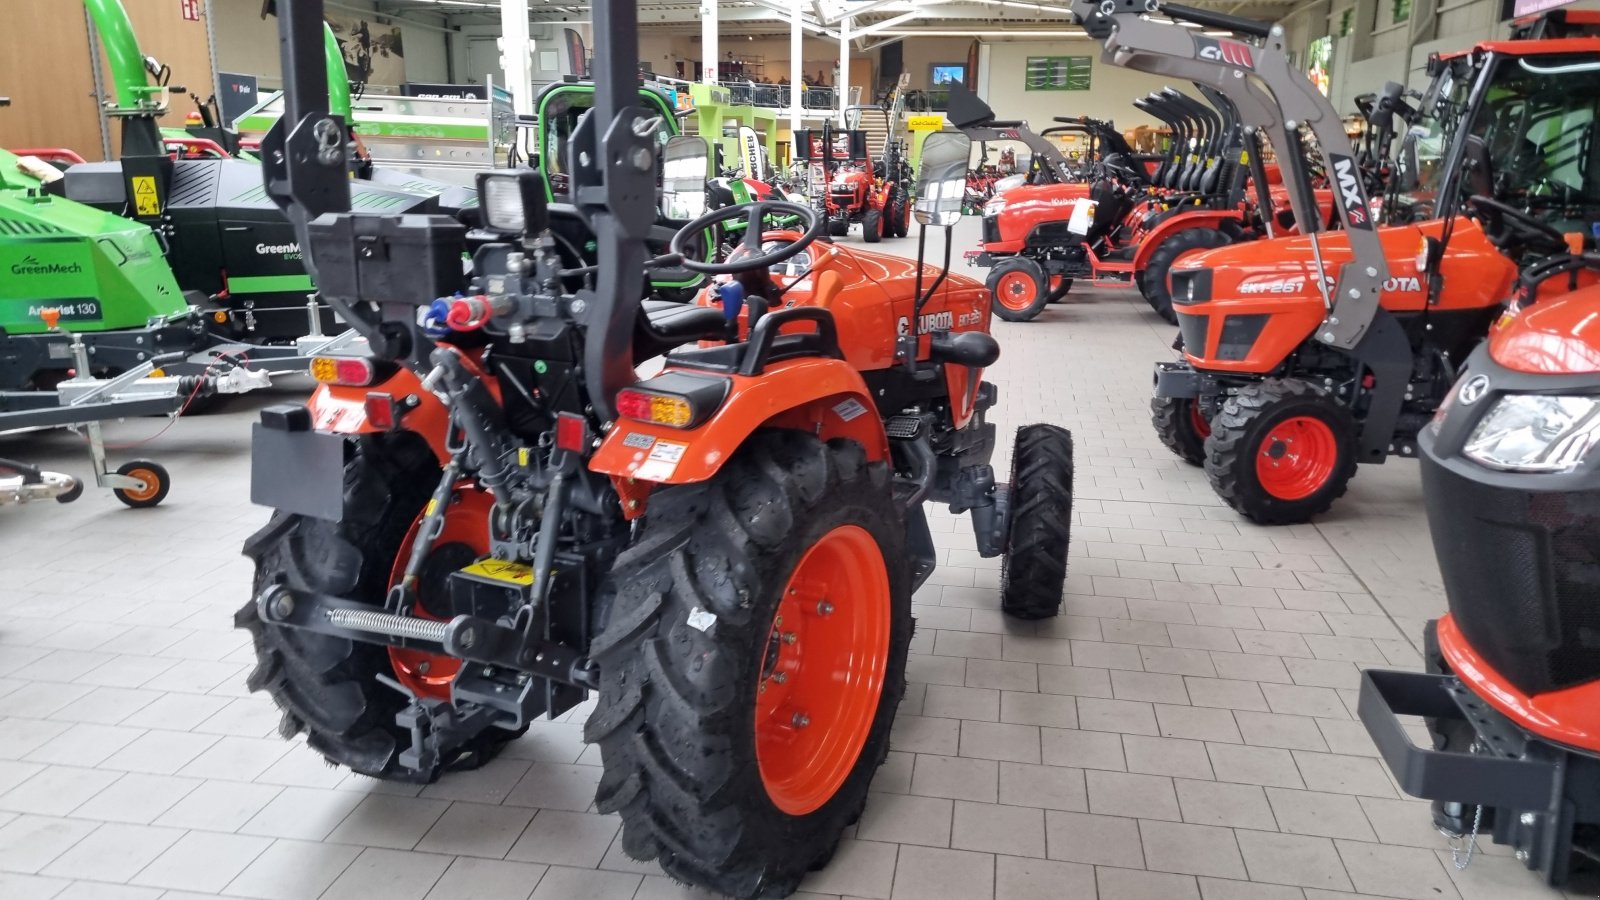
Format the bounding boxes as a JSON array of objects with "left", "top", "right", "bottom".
[
  {"left": 982, "top": 216, "right": 1001, "bottom": 245},
  {"left": 1421, "top": 454, "right": 1600, "bottom": 696},
  {"left": 1176, "top": 312, "right": 1210, "bottom": 358}
]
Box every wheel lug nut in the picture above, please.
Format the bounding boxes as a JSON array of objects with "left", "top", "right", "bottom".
[
  {"left": 782, "top": 632, "right": 797, "bottom": 645},
  {"left": 773, "top": 672, "right": 787, "bottom": 684},
  {"left": 792, "top": 712, "right": 810, "bottom": 728},
  {"left": 816, "top": 601, "right": 834, "bottom": 616}
]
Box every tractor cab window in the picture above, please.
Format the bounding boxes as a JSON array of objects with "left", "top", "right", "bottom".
[{"left": 1398, "top": 52, "right": 1600, "bottom": 230}]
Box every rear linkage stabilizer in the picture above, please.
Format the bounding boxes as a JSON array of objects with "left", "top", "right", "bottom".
[
  {"left": 255, "top": 582, "right": 599, "bottom": 768},
  {"left": 1359, "top": 668, "right": 1600, "bottom": 885}
]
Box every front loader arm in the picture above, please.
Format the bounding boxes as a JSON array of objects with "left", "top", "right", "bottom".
[{"left": 1071, "top": 0, "right": 1388, "bottom": 349}]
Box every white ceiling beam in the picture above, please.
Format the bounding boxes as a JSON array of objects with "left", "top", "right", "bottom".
[{"left": 850, "top": 10, "right": 925, "bottom": 37}]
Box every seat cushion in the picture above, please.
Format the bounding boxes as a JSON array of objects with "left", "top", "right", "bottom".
[{"left": 635, "top": 299, "right": 728, "bottom": 359}]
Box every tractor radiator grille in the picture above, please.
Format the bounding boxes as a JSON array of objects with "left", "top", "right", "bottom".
[
  {"left": 982, "top": 216, "right": 1001, "bottom": 245},
  {"left": 1176, "top": 312, "right": 1210, "bottom": 358},
  {"left": 1422, "top": 454, "right": 1600, "bottom": 695}
]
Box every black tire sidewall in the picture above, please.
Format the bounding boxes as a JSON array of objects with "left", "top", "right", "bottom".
[
  {"left": 1143, "top": 228, "right": 1230, "bottom": 324},
  {"left": 863, "top": 209, "right": 883, "bottom": 243},
  {"left": 1151, "top": 396, "right": 1207, "bottom": 466}
]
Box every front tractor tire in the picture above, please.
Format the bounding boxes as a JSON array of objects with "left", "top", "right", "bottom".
[
  {"left": 587, "top": 432, "right": 912, "bottom": 899},
  {"left": 1000, "top": 425, "right": 1074, "bottom": 619},
  {"left": 237, "top": 434, "right": 519, "bottom": 783},
  {"left": 1151, "top": 395, "right": 1210, "bottom": 466},
  {"left": 988, "top": 257, "right": 1050, "bottom": 322},
  {"left": 1204, "top": 379, "right": 1358, "bottom": 525},
  {"left": 862, "top": 208, "right": 884, "bottom": 244},
  {"left": 1141, "top": 228, "right": 1232, "bottom": 325}
]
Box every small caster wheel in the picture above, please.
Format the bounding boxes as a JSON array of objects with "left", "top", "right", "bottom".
[
  {"left": 55, "top": 479, "right": 84, "bottom": 504},
  {"left": 113, "top": 460, "right": 170, "bottom": 508}
]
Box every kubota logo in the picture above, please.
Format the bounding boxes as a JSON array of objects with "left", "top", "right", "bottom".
[
  {"left": 10, "top": 255, "right": 83, "bottom": 277},
  {"left": 256, "top": 241, "right": 302, "bottom": 258},
  {"left": 1330, "top": 154, "right": 1371, "bottom": 230},
  {"left": 1196, "top": 36, "right": 1254, "bottom": 69}
]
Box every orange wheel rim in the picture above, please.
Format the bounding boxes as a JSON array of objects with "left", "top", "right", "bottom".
[
  {"left": 755, "top": 524, "right": 890, "bottom": 816},
  {"left": 1255, "top": 416, "right": 1338, "bottom": 501},
  {"left": 387, "top": 486, "right": 492, "bottom": 701},
  {"left": 994, "top": 271, "right": 1038, "bottom": 311},
  {"left": 120, "top": 468, "right": 161, "bottom": 503},
  {"left": 1188, "top": 402, "right": 1211, "bottom": 440}
]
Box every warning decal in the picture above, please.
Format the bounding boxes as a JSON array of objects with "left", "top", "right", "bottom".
[{"left": 132, "top": 176, "right": 160, "bottom": 216}]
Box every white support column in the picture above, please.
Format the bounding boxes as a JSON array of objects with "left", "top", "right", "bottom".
[
  {"left": 790, "top": 2, "right": 803, "bottom": 133},
  {"left": 499, "top": 0, "right": 532, "bottom": 115},
  {"left": 837, "top": 15, "right": 850, "bottom": 126},
  {"left": 702, "top": 0, "right": 719, "bottom": 84}
]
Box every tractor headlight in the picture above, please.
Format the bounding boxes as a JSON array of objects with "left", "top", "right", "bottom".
[
  {"left": 984, "top": 197, "right": 1006, "bottom": 217},
  {"left": 1463, "top": 394, "right": 1600, "bottom": 473},
  {"left": 476, "top": 170, "right": 547, "bottom": 234}
]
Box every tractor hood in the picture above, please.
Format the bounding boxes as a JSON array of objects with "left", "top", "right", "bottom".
[
  {"left": 985, "top": 181, "right": 1092, "bottom": 216},
  {"left": 1489, "top": 282, "right": 1600, "bottom": 375},
  {"left": 1168, "top": 218, "right": 1516, "bottom": 373}
]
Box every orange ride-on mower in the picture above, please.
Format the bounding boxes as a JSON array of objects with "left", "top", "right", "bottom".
[
  {"left": 1137, "top": 1, "right": 1600, "bottom": 523},
  {"left": 1358, "top": 250, "right": 1600, "bottom": 888},
  {"left": 236, "top": 4, "right": 1072, "bottom": 897},
  {"left": 795, "top": 120, "right": 907, "bottom": 243}
]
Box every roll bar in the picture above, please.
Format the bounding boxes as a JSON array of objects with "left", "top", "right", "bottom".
[{"left": 1071, "top": 0, "right": 1388, "bottom": 349}]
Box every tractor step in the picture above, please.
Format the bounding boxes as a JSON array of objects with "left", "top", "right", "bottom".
[{"left": 886, "top": 415, "right": 923, "bottom": 439}]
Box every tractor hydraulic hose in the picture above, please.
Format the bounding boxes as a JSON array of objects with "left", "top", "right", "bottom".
[
  {"left": 83, "top": 0, "right": 148, "bottom": 110},
  {"left": 323, "top": 23, "right": 352, "bottom": 122}
]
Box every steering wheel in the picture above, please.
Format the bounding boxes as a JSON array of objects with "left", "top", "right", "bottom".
[
  {"left": 1468, "top": 195, "right": 1567, "bottom": 254},
  {"left": 669, "top": 200, "right": 824, "bottom": 275}
]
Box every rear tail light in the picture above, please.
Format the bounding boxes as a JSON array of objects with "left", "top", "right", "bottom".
[
  {"left": 310, "top": 356, "right": 393, "bottom": 387},
  {"left": 615, "top": 373, "right": 730, "bottom": 429}
]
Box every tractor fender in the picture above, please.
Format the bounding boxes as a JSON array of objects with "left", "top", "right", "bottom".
[
  {"left": 1132, "top": 211, "right": 1247, "bottom": 273},
  {"left": 303, "top": 369, "right": 454, "bottom": 464},
  {"left": 590, "top": 356, "right": 889, "bottom": 488}
]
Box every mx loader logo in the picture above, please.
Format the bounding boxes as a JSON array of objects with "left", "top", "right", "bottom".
[
  {"left": 1195, "top": 36, "right": 1254, "bottom": 69},
  {"left": 1330, "top": 154, "right": 1372, "bottom": 230},
  {"left": 10, "top": 255, "right": 84, "bottom": 277}
]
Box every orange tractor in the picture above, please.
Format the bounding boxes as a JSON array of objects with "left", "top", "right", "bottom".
[
  {"left": 795, "top": 119, "right": 912, "bottom": 242},
  {"left": 237, "top": 2, "right": 1072, "bottom": 897},
  {"left": 1091, "top": 0, "right": 1600, "bottom": 524},
  {"left": 1360, "top": 247, "right": 1600, "bottom": 887}
]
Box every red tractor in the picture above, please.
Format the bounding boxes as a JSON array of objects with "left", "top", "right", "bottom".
[
  {"left": 959, "top": 81, "right": 1305, "bottom": 323},
  {"left": 1138, "top": 0, "right": 1600, "bottom": 524},
  {"left": 237, "top": 3, "right": 1072, "bottom": 897},
  {"left": 795, "top": 120, "right": 912, "bottom": 242},
  {"left": 1360, "top": 246, "right": 1600, "bottom": 888}
]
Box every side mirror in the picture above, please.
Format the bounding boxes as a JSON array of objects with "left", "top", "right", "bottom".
[
  {"left": 915, "top": 132, "right": 971, "bottom": 228},
  {"left": 661, "top": 135, "right": 710, "bottom": 221}
]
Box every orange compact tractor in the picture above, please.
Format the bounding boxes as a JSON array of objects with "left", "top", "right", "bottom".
[
  {"left": 1360, "top": 248, "right": 1600, "bottom": 887},
  {"left": 795, "top": 119, "right": 911, "bottom": 242},
  {"left": 237, "top": 2, "right": 1073, "bottom": 897},
  {"left": 1119, "top": 0, "right": 1600, "bottom": 523}
]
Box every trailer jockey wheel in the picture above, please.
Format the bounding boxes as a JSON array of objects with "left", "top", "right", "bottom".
[
  {"left": 988, "top": 257, "right": 1050, "bottom": 322},
  {"left": 1204, "top": 379, "right": 1358, "bottom": 525},
  {"left": 112, "top": 460, "right": 170, "bottom": 508}
]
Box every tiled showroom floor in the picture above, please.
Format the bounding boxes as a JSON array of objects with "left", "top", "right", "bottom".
[{"left": 0, "top": 219, "right": 1580, "bottom": 899}]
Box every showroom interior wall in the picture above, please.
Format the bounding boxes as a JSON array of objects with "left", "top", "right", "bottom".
[
  {"left": 211, "top": 0, "right": 451, "bottom": 89},
  {"left": 0, "top": 0, "right": 216, "bottom": 160},
  {"left": 979, "top": 43, "right": 1189, "bottom": 128}
]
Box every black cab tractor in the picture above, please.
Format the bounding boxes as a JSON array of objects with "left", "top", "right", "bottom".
[{"left": 237, "top": 2, "right": 1074, "bottom": 897}]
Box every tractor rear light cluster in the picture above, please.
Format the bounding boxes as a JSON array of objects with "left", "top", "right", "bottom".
[
  {"left": 615, "top": 373, "right": 730, "bottom": 429},
  {"left": 310, "top": 356, "right": 395, "bottom": 387}
]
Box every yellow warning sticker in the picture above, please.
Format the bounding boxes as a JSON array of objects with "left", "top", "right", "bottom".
[
  {"left": 131, "top": 176, "right": 160, "bottom": 216},
  {"left": 462, "top": 559, "right": 535, "bottom": 585}
]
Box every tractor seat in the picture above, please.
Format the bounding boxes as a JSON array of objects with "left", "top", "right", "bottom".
[{"left": 635, "top": 299, "right": 727, "bottom": 359}]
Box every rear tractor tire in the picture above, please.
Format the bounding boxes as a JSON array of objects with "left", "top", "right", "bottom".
[
  {"left": 1151, "top": 395, "right": 1210, "bottom": 466},
  {"left": 1141, "top": 228, "right": 1233, "bottom": 325},
  {"left": 586, "top": 431, "right": 913, "bottom": 899},
  {"left": 238, "top": 434, "right": 521, "bottom": 783},
  {"left": 987, "top": 257, "right": 1050, "bottom": 323},
  {"left": 862, "top": 208, "right": 884, "bottom": 244},
  {"left": 1000, "top": 425, "right": 1074, "bottom": 619},
  {"left": 1204, "top": 378, "right": 1358, "bottom": 525}
]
